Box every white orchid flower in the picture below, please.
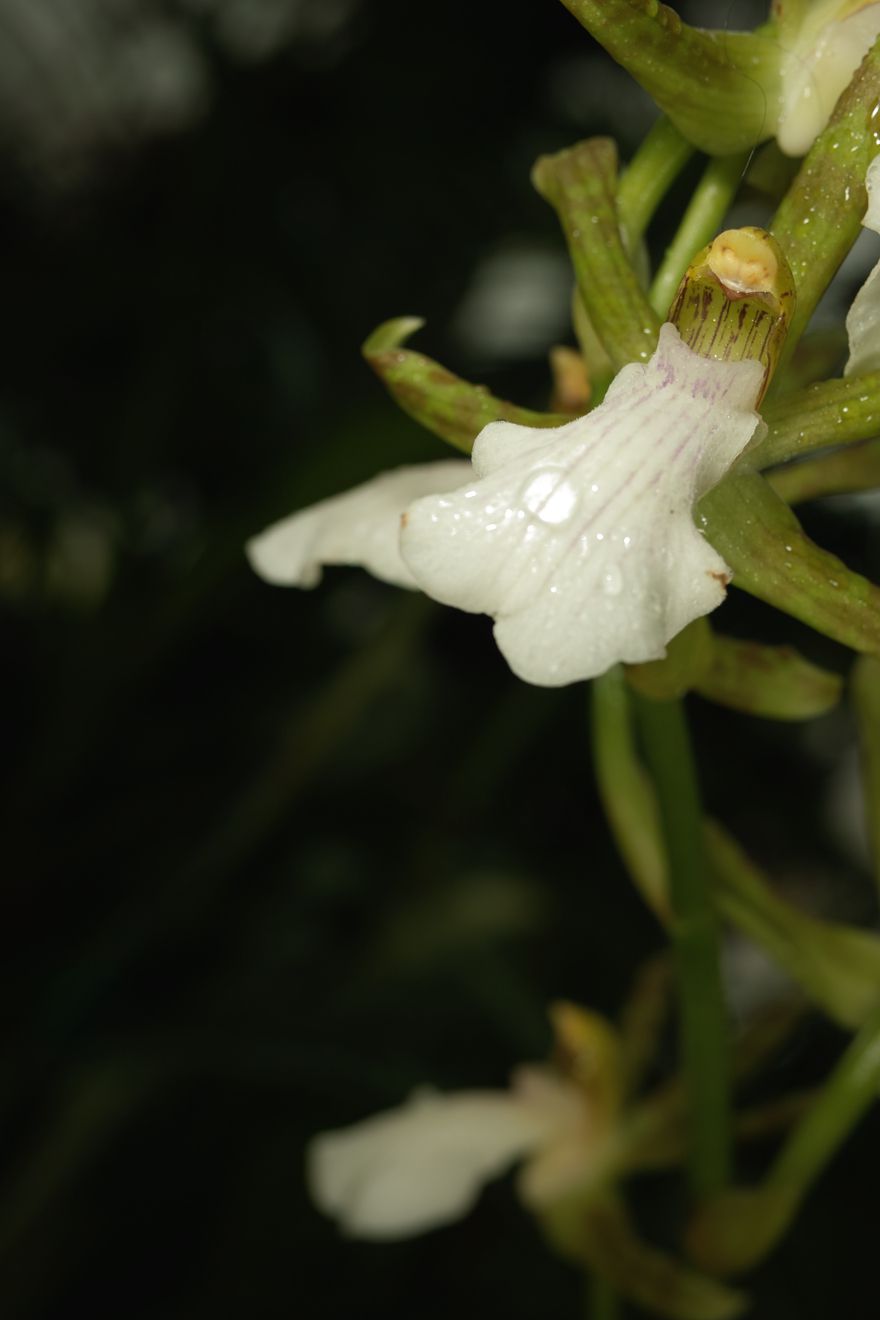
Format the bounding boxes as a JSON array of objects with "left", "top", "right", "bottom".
[
  {"left": 846, "top": 154, "right": 880, "bottom": 376},
  {"left": 307, "top": 1065, "right": 596, "bottom": 1240},
  {"left": 776, "top": 1, "right": 880, "bottom": 156},
  {"left": 248, "top": 324, "right": 764, "bottom": 687}
]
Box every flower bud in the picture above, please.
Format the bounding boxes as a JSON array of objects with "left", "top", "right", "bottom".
[{"left": 668, "top": 227, "right": 796, "bottom": 406}]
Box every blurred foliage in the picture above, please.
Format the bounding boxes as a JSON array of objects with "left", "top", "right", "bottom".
[{"left": 2, "top": 2, "right": 880, "bottom": 1318}]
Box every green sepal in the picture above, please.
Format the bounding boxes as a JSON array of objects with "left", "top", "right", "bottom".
[
  {"left": 558, "top": 0, "right": 781, "bottom": 155},
  {"left": 625, "top": 620, "right": 713, "bottom": 701},
  {"left": 708, "top": 821, "right": 880, "bottom": 1029},
  {"left": 851, "top": 654, "right": 880, "bottom": 899},
  {"left": 571, "top": 290, "right": 615, "bottom": 404},
  {"left": 768, "top": 437, "right": 880, "bottom": 504},
  {"left": 751, "top": 369, "right": 880, "bottom": 468},
  {"left": 698, "top": 468, "right": 880, "bottom": 656},
  {"left": 362, "top": 318, "right": 570, "bottom": 454},
  {"left": 771, "top": 37, "right": 880, "bottom": 359},
  {"left": 694, "top": 637, "right": 843, "bottom": 720},
  {"left": 532, "top": 138, "right": 661, "bottom": 371}
]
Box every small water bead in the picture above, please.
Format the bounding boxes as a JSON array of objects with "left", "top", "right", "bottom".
[{"left": 602, "top": 565, "right": 623, "bottom": 596}]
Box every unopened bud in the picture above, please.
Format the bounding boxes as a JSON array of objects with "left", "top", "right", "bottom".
[{"left": 669, "top": 227, "right": 796, "bottom": 405}]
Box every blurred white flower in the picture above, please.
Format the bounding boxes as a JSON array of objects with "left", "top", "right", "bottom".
[{"left": 308, "top": 1065, "right": 598, "bottom": 1240}]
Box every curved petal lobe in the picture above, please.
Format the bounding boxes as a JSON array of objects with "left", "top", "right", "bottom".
[
  {"left": 400, "top": 325, "right": 763, "bottom": 687},
  {"left": 246, "top": 460, "right": 470, "bottom": 589}
]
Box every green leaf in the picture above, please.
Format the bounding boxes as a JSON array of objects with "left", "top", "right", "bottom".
[
  {"left": 851, "top": 654, "right": 880, "bottom": 899},
  {"left": 768, "top": 437, "right": 880, "bottom": 504},
  {"left": 698, "top": 468, "right": 880, "bottom": 656},
  {"left": 751, "top": 370, "right": 880, "bottom": 468},
  {"left": 771, "top": 37, "right": 880, "bottom": 358},
  {"left": 532, "top": 138, "right": 661, "bottom": 371},
  {"left": 558, "top": 0, "right": 781, "bottom": 154},
  {"left": 362, "top": 318, "right": 570, "bottom": 454},
  {"left": 694, "top": 636, "right": 842, "bottom": 720},
  {"left": 708, "top": 821, "right": 880, "bottom": 1029}
]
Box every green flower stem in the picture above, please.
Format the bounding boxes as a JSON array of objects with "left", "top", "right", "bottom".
[
  {"left": 689, "top": 1008, "right": 880, "bottom": 1276},
  {"left": 851, "top": 655, "right": 880, "bottom": 900},
  {"left": 768, "top": 437, "right": 880, "bottom": 504},
  {"left": 617, "top": 116, "right": 694, "bottom": 248},
  {"left": 767, "top": 1002, "right": 880, "bottom": 1217},
  {"left": 588, "top": 1273, "right": 621, "bottom": 1320},
  {"left": 750, "top": 371, "right": 880, "bottom": 469},
  {"left": 591, "top": 670, "right": 669, "bottom": 923},
  {"left": 649, "top": 153, "right": 750, "bottom": 318},
  {"left": 771, "top": 38, "right": 880, "bottom": 363},
  {"left": 533, "top": 138, "right": 661, "bottom": 369},
  {"left": 633, "top": 693, "right": 731, "bottom": 1197}
]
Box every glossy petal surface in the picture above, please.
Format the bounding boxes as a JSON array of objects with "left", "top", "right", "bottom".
[
  {"left": 246, "top": 460, "right": 469, "bottom": 589},
  {"left": 400, "top": 325, "right": 763, "bottom": 687}
]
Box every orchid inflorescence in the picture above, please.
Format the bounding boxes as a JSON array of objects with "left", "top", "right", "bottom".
[{"left": 248, "top": 4, "right": 880, "bottom": 1316}]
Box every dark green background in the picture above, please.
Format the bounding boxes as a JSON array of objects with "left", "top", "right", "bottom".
[{"left": 3, "top": 2, "right": 879, "bottom": 1316}]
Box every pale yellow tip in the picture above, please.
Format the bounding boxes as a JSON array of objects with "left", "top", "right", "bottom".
[{"left": 707, "top": 229, "right": 778, "bottom": 297}]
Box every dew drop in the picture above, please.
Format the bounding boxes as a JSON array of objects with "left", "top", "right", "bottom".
[{"left": 602, "top": 565, "right": 623, "bottom": 596}]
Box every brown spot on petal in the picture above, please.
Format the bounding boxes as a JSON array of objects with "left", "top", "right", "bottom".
[
  {"left": 400, "top": 511, "right": 409, "bottom": 529},
  {"left": 708, "top": 569, "right": 731, "bottom": 586}
]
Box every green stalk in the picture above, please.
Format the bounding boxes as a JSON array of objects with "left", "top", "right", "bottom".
[
  {"left": 690, "top": 1005, "right": 880, "bottom": 1275},
  {"left": 617, "top": 116, "right": 694, "bottom": 248},
  {"left": 769, "top": 1004, "right": 880, "bottom": 1196},
  {"left": 634, "top": 695, "right": 730, "bottom": 1197},
  {"left": 588, "top": 1273, "right": 621, "bottom": 1320},
  {"left": 649, "top": 153, "right": 749, "bottom": 319}
]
